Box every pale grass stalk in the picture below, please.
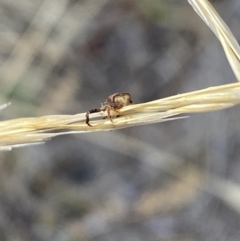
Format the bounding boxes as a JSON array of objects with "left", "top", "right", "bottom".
[
  {"left": 1, "top": 0, "right": 240, "bottom": 149},
  {"left": 1, "top": 82, "right": 240, "bottom": 149},
  {"left": 188, "top": 0, "right": 240, "bottom": 80}
]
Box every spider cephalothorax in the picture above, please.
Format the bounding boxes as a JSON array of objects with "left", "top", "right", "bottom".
[{"left": 86, "top": 93, "right": 133, "bottom": 127}]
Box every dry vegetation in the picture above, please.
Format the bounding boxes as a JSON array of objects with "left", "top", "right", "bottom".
[
  {"left": 1, "top": 0, "right": 240, "bottom": 150},
  {"left": 0, "top": 0, "right": 240, "bottom": 240}
]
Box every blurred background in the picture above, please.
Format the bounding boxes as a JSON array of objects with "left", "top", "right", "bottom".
[{"left": 0, "top": 0, "right": 240, "bottom": 240}]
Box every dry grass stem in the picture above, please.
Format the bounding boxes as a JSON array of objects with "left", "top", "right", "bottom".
[
  {"left": 1, "top": 82, "right": 240, "bottom": 149},
  {"left": 188, "top": 0, "right": 240, "bottom": 80},
  {"left": 1, "top": 0, "right": 240, "bottom": 149}
]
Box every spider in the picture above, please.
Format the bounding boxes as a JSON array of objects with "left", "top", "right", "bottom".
[{"left": 86, "top": 92, "right": 133, "bottom": 127}]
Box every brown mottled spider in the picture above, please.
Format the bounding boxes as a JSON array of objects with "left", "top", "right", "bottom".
[{"left": 86, "top": 93, "right": 133, "bottom": 127}]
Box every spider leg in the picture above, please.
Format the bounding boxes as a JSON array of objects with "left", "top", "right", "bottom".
[
  {"left": 107, "top": 106, "right": 113, "bottom": 123},
  {"left": 111, "top": 103, "right": 123, "bottom": 119},
  {"left": 86, "top": 112, "right": 92, "bottom": 127},
  {"left": 86, "top": 108, "right": 101, "bottom": 127},
  {"left": 103, "top": 112, "right": 120, "bottom": 120},
  {"left": 105, "top": 103, "right": 123, "bottom": 123}
]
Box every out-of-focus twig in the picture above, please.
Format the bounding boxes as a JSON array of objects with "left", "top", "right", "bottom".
[
  {"left": 0, "top": 102, "right": 11, "bottom": 111},
  {"left": 0, "top": 0, "right": 69, "bottom": 95}
]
